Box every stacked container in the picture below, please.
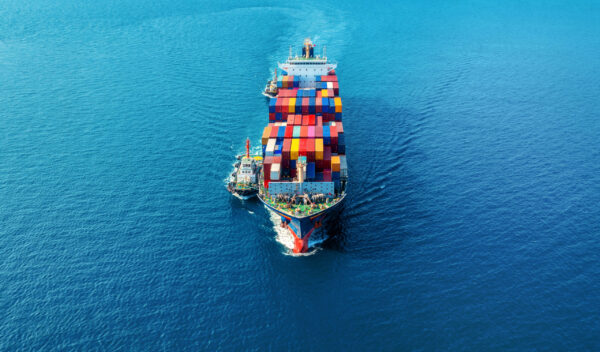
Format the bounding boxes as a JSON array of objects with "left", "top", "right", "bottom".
[{"left": 262, "top": 72, "right": 346, "bottom": 191}]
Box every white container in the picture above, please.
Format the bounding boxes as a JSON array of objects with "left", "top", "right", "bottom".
[
  {"left": 266, "top": 139, "right": 276, "bottom": 156},
  {"left": 327, "top": 82, "right": 333, "bottom": 89},
  {"left": 270, "top": 163, "right": 281, "bottom": 180}
]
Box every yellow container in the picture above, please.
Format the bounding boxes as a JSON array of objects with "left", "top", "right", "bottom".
[
  {"left": 291, "top": 138, "right": 300, "bottom": 160},
  {"left": 334, "top": 97, "right": 342, "bottom": 113},
  {"left": 331, "top": 155, "right": 341, "bottom": 172},
  {"left": 289, "top": 98, "right": 296, "bottom": 113},
  {"left": 282, "top": 76, "right": 289, "bottom": 88},
  {"left": 321, "top": 89, "right": 328, "bottom": 98},
  {"left": 262, "top": 125, "right": 272, "bottom": 145},
  {"left": 315, "top": 138, "right": 324, "bottom": 160}
]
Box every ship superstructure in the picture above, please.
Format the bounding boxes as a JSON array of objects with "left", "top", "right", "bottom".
[{"left": 258, "top": 39, "right": 347, "bottom": 253}]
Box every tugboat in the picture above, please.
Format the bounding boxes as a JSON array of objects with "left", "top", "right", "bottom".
[
  {"left": 227, "top": 138, "right": 262, "bottom": 200},
  {"left": 262, "top": 69, "right": 278, "bottom": 98}
]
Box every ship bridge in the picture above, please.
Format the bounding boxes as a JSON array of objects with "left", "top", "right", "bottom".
[{"left": 278, "top": 38, "right": 337, "bottom": 88}]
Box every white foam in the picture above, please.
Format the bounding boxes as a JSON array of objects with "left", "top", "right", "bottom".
[{"left": 268, "top": 211, "right": 321, "bottom": 256}]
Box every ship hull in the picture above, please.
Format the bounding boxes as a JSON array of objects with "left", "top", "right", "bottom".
[{"left": 259, "top": 194, "right": 345, "bottom": 253}]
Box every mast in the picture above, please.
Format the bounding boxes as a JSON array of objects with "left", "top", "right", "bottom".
[{"left": 246, "top": 138, "right": 250, "bottom": 159}]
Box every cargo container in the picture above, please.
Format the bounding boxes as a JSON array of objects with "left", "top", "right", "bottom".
[
  {"left": 293, "top": 126, "right": 301, "bottom": 138},
  {"left": 339, "top": 155, "right": 348, "bottom": 178},
  {"left": 315, "top": 138, "right": 324, "bottom": 160},
  {"left": 290, "top": 138, "right": 300, "bottom": 160},
  {"left": 323, "top": 125, "right": 331, "bottom": 145},
  {"left": 262, "top": 125, "right": 272, "bottom": 145},
  {"left": 300, "top": 126, "right": 308, "bottom": 139},
  {"left": 334, "top": 97, "right": 342, "bottom": 113},
  {"left": 331, "top": 156, "right": 340, "bottom": 172},
  {"left": 306, "top": 162, "right": 316, "bottom": 180},
  {"left": 271, "top": 163, "right": 281, "bottom": 181},
  {"left": 284, "top": 125, "right": 294, "bottom": 139},
  {"left": 306, "top": 138, "right": 315, "bottom": 162},
  {"left": 266, "top": 138, "right": 276, "bottom": 157},
  {"left": 337, "top": 133, "right": 346, "bottom": 154}
]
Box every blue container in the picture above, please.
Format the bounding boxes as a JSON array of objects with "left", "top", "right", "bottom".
[
  {"left": 297, "top": 89, "right": 303, "bottom": 98},
  {"left": 269, "top": 98, "right": 277, "bottom": 112},
  {"left": 290, "top": 160, "right": 296, "bottom": 169},
  {"left": 293, "top": 76, "right": 300, "bottom": 87},
  {"left": 277, "top": 126, "right": 285, "bottom": 141},
  {"left": 334, "top": 180, "right": 341, "bottom": 190},
  {"left": 322, "top": 98, "right": 329, "bottom": 113},
  {"left": 323, "top": 126, "right": 331, "bottom": 145},
  {"left": 295, "top": 98, "right": 302, "bottom": 113},
  {"left": 274, "top": 143, "right": 282, "bottom": 155},
  {"left": 309, "top": 89, "right": 315, "bottom": 97},
  {"left": 306, "top": 162, "right": 316, "bottom": 179},
  {"left": 315, "top": 172, "right": 324, "bottom": 181},
  {"left": 309, "top": 97, "right": 316, "bottom": 113},
  {"left": 335, "top": 112, "right": 342, "bottom": 121},
  {"left": 332, "top": 171, "right": 340, "bottom": 180},
  {"left": 276, "top": 112, "right": 282, "bottom": 120},
  {"left": 316, "top": 76, "right": 321, "bottom": 82}
]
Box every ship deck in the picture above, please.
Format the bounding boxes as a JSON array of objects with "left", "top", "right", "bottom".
[{"left": 259, "top": 192, "right": 344, "bottom": 218}]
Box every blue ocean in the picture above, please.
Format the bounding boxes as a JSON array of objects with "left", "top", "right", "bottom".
[{"left": 2, "top": 0, "right": 599, "bottom": 350}]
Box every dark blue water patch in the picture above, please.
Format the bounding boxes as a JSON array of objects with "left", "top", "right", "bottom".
[{"left": 2, "top": 0, "right": 600, "bottom": 350}]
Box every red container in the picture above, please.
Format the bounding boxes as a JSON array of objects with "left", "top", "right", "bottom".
[
  {"left": 293, "top": 115, "right": 300, "bottom": 125},
  {"left": 273, "top": 155, "right": 282, "bottom": 164},
  {"left": 276, "top": 98, "right": 283, "bottom": 112},
  {"left": 308, "top": 115, "right": 315, "bottom": 125},
  {"left": 330, "top": 125, "right": 338, "bottom": 146},
  {"left": 282, "top": 138, "right": 291, "bottom": 164},
  {"left": 327, "top": 89, "right": 334, "bottom": 97},
  {"left": 300, "top": 126, "right": 308, "bottom": 138},
  {"left": 317, "top": 116, "right": 323, "bottom": 126},
  {"left": 264, "top": 180, "right": 270, "bottom": 188},
  {"left": 269, "top": 125, "right": 279, "bottom": 139},
  {"left": 335, "top": 122, "right": 343, "bottom": 134},
  {"left": 316, "top": 125, "right": 323, "bottom": 138},
  {"left": 282, "top": 112, "right": 288, "bottom": 121},
  {"left": 290, "top": 169, "right": 297, "bottom": 178},
  {"left": 324, "top": 146, "right": 331, "bottom": 164},
  {"left": 285, "top": 125, "right": 293, "bottom": 139},
  {"left": 299, "top": 139, "right": 307, "bottom": 157},
  {"left": 333, "top": 82, "right": 339, "bottom": 96},
  {"left": 263, "top": 156, "right": 273, "bottom": 180},
  {"left": 316, "top": 98, "right": 322, "bottom": 113},
  {"left": 316, "top": 90, "right": 322, "bottom": 99},
  {"left": 306, "top": 138, "right": 315, "bottom": 162},
  {"left": 323, "top": 169, "right": 332, "bottom": 182},
  {"left": 269, "top": 113, "right": 275, "bottom": 121},
  {"left": 302, "top": 98, "right": 309, "bottom": 114}
]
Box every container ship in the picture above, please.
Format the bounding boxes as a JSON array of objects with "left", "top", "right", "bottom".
[{"left": 258, "top": 39, "right": 347, "bottom": 253}]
